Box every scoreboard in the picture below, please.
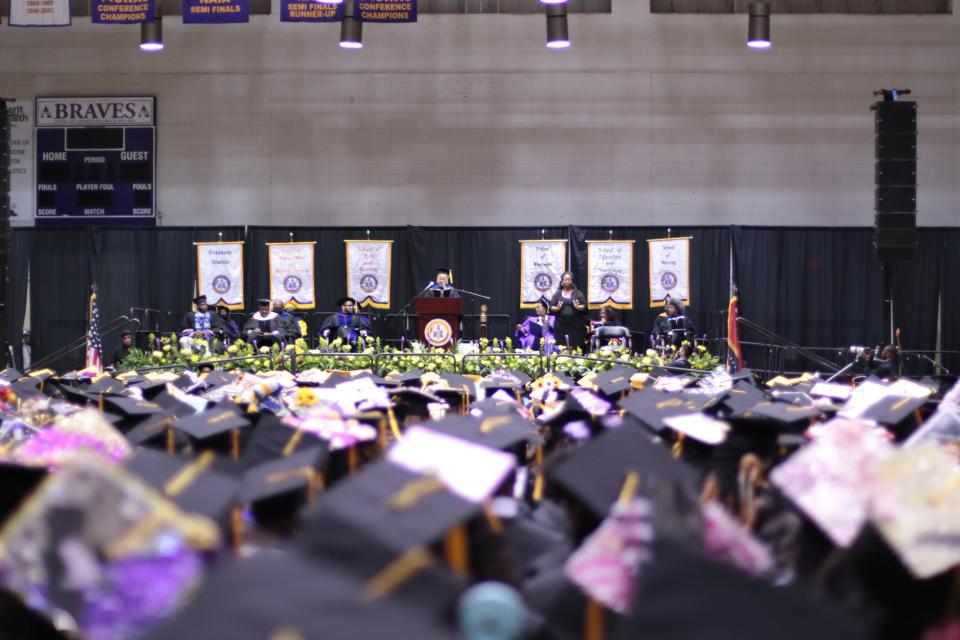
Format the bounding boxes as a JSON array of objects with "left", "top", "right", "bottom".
[{"left": 35, "top": 97, "right": 156, "bottom": 226}]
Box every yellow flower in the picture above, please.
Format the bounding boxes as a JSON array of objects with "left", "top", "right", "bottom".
[
  {"left": 227, "top": 345, "right": 238, "bottom": 355},
  {"left": 697, "top": 345, "right": 707, "bottom": 352},
  {"left": 259, "top": 346, "right": 271, "bottom": 354},
  {"left": 295, "top": 387, "right": 319, "bottom": 406},
  {"left": 162, "top": 345, "right": 171, "bottom": 352}
]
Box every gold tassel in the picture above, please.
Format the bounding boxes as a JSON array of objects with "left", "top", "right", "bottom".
[
  {"left": 164, "top": 451, "right": 217, "bottom": 497},
  {"left": 230, "top": 429, "right": 240, "bottom": 461},
  {"left": 387, "top": 406, "right": 403, "bottom": 442},
  {"left": 482, "top": 502, "right": 504, "bottom": 535},
  {"left": 584, "top": 597, "right": 605, "bottom": 640},
  {"left": 361, "top": 547, "right": 435, "bottom": 601},
  {"left": 672, "top": 432, "right": 685, "bottom": 459},
  {"left": 443, "top": 525, "right": 470, "bottom": 579},
  {"left": 165, "top": 427, "right": 175, "bottom": 454},
  {"left": 282, "top": 429, "right": 304, "bottom": 457},
  {"left": 231, "top": 506, "right": 244, "bottom": 553},
  {"left": 378, "top": 416, "right": 388, "bottom": 450},
  {"left": 532, "top": 443, "right": 545, "bottom": 502},
  {"left": 617, "top": 470, "right": 640, "bottom": 507},
  {"left": 386, "top": 476, "right": 445, "bottom": 510},
  {"left": 348, "top": 446, "right": 358, "bottom": 473}
]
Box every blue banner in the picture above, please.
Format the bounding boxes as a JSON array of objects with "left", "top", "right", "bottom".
[
  {"left": 280, "top": 0, "right": 342, "bottom": 22},
  {"left": 91, "top": 0, "right": 153, "bottom": 24},
  {"left": 357, "top": 0, "right": 415, "bottom": 22},
  {"left": 183, "top": 0, "right": 248, "bottom": 23}
]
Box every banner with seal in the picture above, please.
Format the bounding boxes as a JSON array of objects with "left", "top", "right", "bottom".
[
  {"left": 345, "top": 240, "right": 393, "bottom": 309},
  {"left": 520, "top": 240, "right": 567, "bottom": 308},
  {"left": 586, "top": 240, "right": 634, "bottom": 310},
  {"left": 268, "top": 242, "right": 316, "bottom": 309},
  {"left": 648, "top": 236, "right": 691, "bottom": 307},
  {"left": 195, "top": 241, "right": 244, "bottom": 310}
]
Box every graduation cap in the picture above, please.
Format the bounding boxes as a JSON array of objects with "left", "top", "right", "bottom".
[
  {"left": 132, "top": 378, "right": 173, "bottom": 400},
  {"left": 0, "top": 460, "right": 47, "bottom": 526},
  {"left": 468, "top": 396, "right": 521, "bottom": 418},
  {"left": 736, "top": 400, "right": 825, "bottom": 428},
  {"left": 257, "top": 298, "right": 271, "bottom": 307},
  {"left": 385, "top": 368, "right": 425, "bottom": 387},
  {"left": 240, "top": 413, "right": 329, "bottom": 469},
  {"left": 103, "top": 396, "right": 164, "bottom": 418},
  {"left": 124, "top": 410, "right": 181, "bottom": 450},
  {"left": 415, "top": 413, "right": 542, "bottom": 458},
  {"left": 862, "top": 394, "right": 927, "bottom": 432},
  {"left": 618, "top": 388, "right": 712, "bottom": 434},
  {"left": 240, "top": 446, "right": 328, "bottom": 534},
  {"left": 337, "top": 296, "right": 357, "bottom": 307},
  {"left": 389, "top": 387, "right": 447, "bottom": 424},
  {"left": 592, "top": 366, "right": 638, "bottom": 399},
  {"left": 0, "top": 368, "right": 23, "bottom": 384},
  {"left": 172, "top": 407, "right": 252, "bottom": 459},
  {"left": 192, "top": 295, "right": 208, "bottom": 305},
  {"left": 435, "top": 267, "right": 452, "bottom": 277},
  {"left": 482, "top": 371, "right": 531, "bottom": 396},
  {"left": 200, "top": 369, "right": 240, "bottom": 388}
]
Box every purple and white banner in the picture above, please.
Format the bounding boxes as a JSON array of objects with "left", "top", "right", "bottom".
[
  {"left": 357, "top": 0, "right": 416, "bottom": 22},
  {"left": 280, "top": 0, "right": 342, "bottom": 22},
  {"left": 183, "top": 0, "right": 248, "bottom": 23},
  {"left": 91, "top": 0, "right": 153, "bottom": 24},
  {"left": 9, "top": 0, "right": 70, "bottom": 26}
]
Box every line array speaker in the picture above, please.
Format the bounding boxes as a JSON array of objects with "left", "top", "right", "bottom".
[{"left": 872, "top": 100, "right": 917, "bottom": 261}]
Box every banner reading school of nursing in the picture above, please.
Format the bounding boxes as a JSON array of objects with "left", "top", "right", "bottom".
[
  {"left": 345, "top": 240, "right": 393, "bottom": 309},
  {"left": 519, "top": 240, "right": 567, "bottom": 309},
  {"left": 357, "top": 0, "right": 416, "bottom": 22},
  {"left": 648, "top": 236, "right": 691, "bottom": 308},
  {"left": 268, "top": 242, "right": 316, "bottom": 309},
  {"left": 587, "top": 240, "right": 635, "bottom": 310},
  {"left": 183, "top": 0, "right": 248, "bottom": 23},
  {"left": 9, "top": 0, "right": 70, "bottom": 26},
  {"left": 91, "top": 0, "right": 153, "bottom": 24},
  {"left": 280, "top": 0, "right": 341, "bottom": 22},
  {"left": 196, "top": 241, "right": 245, "bottom": 310}
]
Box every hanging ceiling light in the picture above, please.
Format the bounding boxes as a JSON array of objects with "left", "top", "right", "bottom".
[
  {"left": 540, "top": 0, "right": 569, "bottom": 4},
  {"left": 140, "top": 15, "right": 163, "bottom": 52},
  {"left": 747, "top": 1, "right": 771, "bottom": 49},
  {"left": 340, "top": 0, "right": 362, "bottom": 49},
  {"left": 545, "top": 4, "right": 570, "bottom": 49},
  {"left": 317, "top": 0, "right": 343, "bottom": 3}
]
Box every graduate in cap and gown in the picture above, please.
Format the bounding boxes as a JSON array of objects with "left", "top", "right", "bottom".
[{"left": 180, "top": 295, "right": 222, "bottom": 351}]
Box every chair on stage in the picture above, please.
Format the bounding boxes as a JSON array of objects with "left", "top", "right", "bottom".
[{"left": 591, "top": 325, "right": 632, "bottom": 352}]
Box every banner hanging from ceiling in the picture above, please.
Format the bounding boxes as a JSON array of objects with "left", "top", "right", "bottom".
[
  {"left": 357, "top": 0, "right": 416, "bottom": 22},
  {"left": 183, "top": 0, "right": 248, "bottom": 23}
]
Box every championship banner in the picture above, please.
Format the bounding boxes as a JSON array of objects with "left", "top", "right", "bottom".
[
  {"left": 345, "top": 240, "right": 393, "bottom": 309},
  {"left": 280, "top": 0, "right": 341, "bottom": 22},
  {"left": 9, "top": 0, "right": 70, "bottom": 26},
  {"left": 268, "top": 242, "right": 316, "bottom": 309},
  {"left": 91, "top": 0, "right": 153, "bottom": 24},
  {"left": 357, "top": 0, "right": 416, "bottom": 22},
  {"left": 183, "top": 0, "right": 248, "bottom": 23},
  {"left": 648, "top": 236, "right": 691, "bottom": 307},
  {"left": 586, "top": 240, "right": 634, "bottom": 310},
  {"left": 195, "top": 241, "right": 245, "bottom": 310},
  {"left": 519, "top": 240, "right": 567, "bottom": 308}
]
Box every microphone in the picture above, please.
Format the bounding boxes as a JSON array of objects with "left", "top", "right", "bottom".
[{"left": 420, "top": 281, "right": 435, "bottom": 294}]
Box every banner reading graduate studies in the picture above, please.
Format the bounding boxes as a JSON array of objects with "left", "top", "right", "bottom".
[
  {"left": 519, "top": 240, "right": 567, "bottom": 308},
  {"left": 345, "top": 240, "right": 393, "bottom": 309},
  {"left": 183, "top": 0, "right": 247, "bottom": 23},
  {"left": 9, "top": 0, "right": 70, "bottom": 26},
  {"left": 196, "top": 242, "right": 245, "bottom": 310},
  {"left": 268, "top": 242, "right": 316, "bottom": 309},
  {"left": 648, "top": 236, "right": 691, "bottom": 307},
  {"left": 91, "top": 0, "right": 153, "bottom": 24},
  {"left": 587, "top": 240, "right": 634, "bottom": 310}
]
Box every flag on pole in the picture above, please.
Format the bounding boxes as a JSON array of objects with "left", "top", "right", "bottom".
[
  {"left": 86, "top": 286, "right": 103, "bottom": 372},
  {"left": 727, "top": 289, "right": 742, "bottom": 373}
]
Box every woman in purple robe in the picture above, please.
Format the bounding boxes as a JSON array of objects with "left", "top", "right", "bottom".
[{"left": 515, "top": 298, "right": 556, "bottom": 352}]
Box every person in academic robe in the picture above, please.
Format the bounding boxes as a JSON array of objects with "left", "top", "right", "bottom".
[
  {"left": 244, "top": 299, "right": 283, "bottom": 349},
  {"left": 515, "top": 298, "right": 556, "bottom": 352},
  {"left": 548, "top": 272, "right": 589, "bottom": 351},
  {"left": 271, "top": 299, "right": 302, "bottom": 343},
  {"left": 319, "top": 297, "right": 371, "bottom": 343},
  {"left": 215, "top": 305, "right": 241, "bottom": 343},
  {"left": 651, "top": 297, "right": 694, "bottom": 349},
  {"left": 425, "top": 268, "right": 460, "bottom": 298},
  {"left": 111, "top": 331, "right": 134, "bottom": 368},
  {"left": 180, "top": 295, "right": 222, "bottom": 351}
]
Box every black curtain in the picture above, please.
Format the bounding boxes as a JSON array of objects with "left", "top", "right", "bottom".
[
  {"left": 890, "top": 229, "right": 943, "bottom": 356},
  {"left": 940, "top": 229, "right": 960, "bottom": 376},
  {"left": 6, "top": 230, "right": 31, "bottom": 368}
]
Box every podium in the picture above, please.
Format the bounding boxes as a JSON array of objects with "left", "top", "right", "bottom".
[{"left": 415, "top": 296, "right": 463, "bottom": 347}]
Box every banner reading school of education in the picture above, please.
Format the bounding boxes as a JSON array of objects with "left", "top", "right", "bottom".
[
  {"left": 648, "top": 236, "right": 691, "bottom": 307},
  {"left": 196, "top": 242, "right": 245, "bottom": 310},
  {"left": 345, "top": 240, "right": 393, "bottom": 309},
  {"left": 9, "top": 0, "right": 70, "bottom": 26},
  {"left": 280, "top": 0, "right": 341, "bottom": 22},
  {"left": 587, "top": 240, "right": 635, "bottom": 310},
  {"left": 92, "top": 0, "right": 153, "bottom": 24},
  {"left": 357, "top": 0, "right": 416, "bottom": 22},
  {"left": 183, "top": 0, "right": 248, "bottom": 23},
  {"left": 268, "top": 242, "right": 316, "bottom": 309},
  {"left": 519, "top": 240, "right": 567, "bottom": 309}
]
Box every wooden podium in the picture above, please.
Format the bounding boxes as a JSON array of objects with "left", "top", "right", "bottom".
[{"left": 415, "top": 296, "right": 463, "bottom": 347}]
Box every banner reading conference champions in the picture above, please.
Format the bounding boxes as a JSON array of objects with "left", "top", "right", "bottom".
[
  {"left": 195, "top": 241, "right": 244, "bottom": 309},
  {"left": 345, "top": 240, "right": 393, "bottom": 309},
  {"left": 268, "top": 242, "right": 316, "bottom": 309},
  {"left": 648, "top": 236, "right": 691, "bottom": 307},
  {"left": 519, "top": 240, "right": 567, "bottom": 308}
]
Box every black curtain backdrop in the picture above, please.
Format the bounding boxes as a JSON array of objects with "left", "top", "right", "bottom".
[
  {"left": 10, "top": 225, "right": 957, "bottom": 373},
  {"left": 6, "top": 230, "right": 30, "bottom": 368}
]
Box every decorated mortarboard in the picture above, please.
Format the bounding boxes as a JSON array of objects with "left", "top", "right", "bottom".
[
  {"left": 116, "top": 372, "right": 147, "bottom": 385},
  {"left": 414, "top": 413, "right": 542, "bottom": 455},
  {"left": 861, "top": 393, "right": 928, "bottom": 429},
  {"left": 389, "top": 387, "right": 447, "bottom": 419},
  {"left": 482, "top": 370, "right": 531, "bottom": 393},
  {"left": 11, "top": 409, "right": 132, "bottom": 468},
  {"left": 385, "top": 368, "right": 425, "bottom": 386},
  {"left": 468, "top": 396, "right": 521, "bottom": 417},
  {"left": 618, "top": 388, "right": 714, "bottom": 434},
  {"left": 661, "top": 413, "right": 730, "bottom": 446},
  {"left": 539, "top": 388, "right": 612, "bottom": 429},
  {"left": 592, "top": 366, "right": 639, "bottom": 399}
]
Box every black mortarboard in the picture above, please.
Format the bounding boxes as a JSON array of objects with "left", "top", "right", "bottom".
[
  {"left": 152, "top": 389, "right": 207, "bottom": 418},
  {"left": 124, "top": 410, "right": 180, "bottom": 449},
  {"left": 468, "top": 396, "right": 521, "bottom": 418},
  {"left": 193, "top": 295, "right": 208, "bottom": 305},
  {"left": 389, "top": 387, "right": 446, "bottom": 423},
  {"left": 257, "top": 298, "right": 271, "bottom": 306},
  {"left": 132, "top": 378, "right": 172, "bottom": 400},
  {"left": 200, "top": 369, "right": 240, "bottom": 388},
  {"left": 592, "top": 366, "right": 638, "bottom": 399},
  {"left": 0, "top": 460, "right": 47, "bottom": 526},
  {"left": 539, "top": 388, "right": 611, "bottom": 430},
  {"left": 717, "top": 381, "right": 767, "bottom": 415},
  {"left": 240, "top": 447, "right": 328, "bottom": 533},
  {"left": 103, "top": 396, "right": 164, "bottom": 418},
  {"left": 385, "top": 368, "right": 425, "bottom": 387},
  {"left": 172, "top": 407, "right": 251, "bottom": 458},
  {"left": 9, "top": 379, "right": 48, "bottom": 400},
  {"left": 435, "top": 268, "right": 451, "bottom": 276},
  {"left": 617, "top": 388, "right": 709, "bottom": 434},
  {"left": 862, "top": 394, "right": 927, "bottom": 427},
  {"left": 85, "top": 377, "right": 128, "bottom": 396},
  {"left": 735, "top": 400, "right": 824, "bottom": 428},
  {"left": 240, "top": 413, "right": 328, "bottom": 469},
  {"left": 0, "top": 368, "right": 23, "bottom": 383},
  {"left": 337, "top": 296, "right": 357, "bottom": 307},
  {"left": 416, "top": 413, "right": 542, "bottom": 456}
]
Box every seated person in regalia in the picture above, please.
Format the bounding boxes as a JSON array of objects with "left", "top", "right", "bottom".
[
  {"left": 180, "top": 295, "right": 222, "bottom": 351},
  {"left": 515, "top": 298, "right": 556, "bottom": 352},
  {"left": 320, "top": 297, "right": 372, "bottom": 343},
  {"left": 243, "top": 299, "right": 284, "bottom": 349}
]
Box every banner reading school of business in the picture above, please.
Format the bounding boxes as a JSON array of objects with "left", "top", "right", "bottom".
[
  {"left": 196, "top": 241, "right": 245, "bottom": 310},
  {"left": 268, "top": 242, "right": 316, "bottom": 309},
  {"left": 345, "top": 240, "right": 393, "bottom": 309},
  {"left": 587, "top": 240, "right": 635, "bottom": 310},
  {"left": 519, "top": 240, "right": 567, "bottom": 309},
  {"left": 648, "top": 236, "right": 691, "bottom": 307}
]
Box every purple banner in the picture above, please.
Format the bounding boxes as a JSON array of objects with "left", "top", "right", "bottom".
[
  {"left": 91, "top": 0, "right": 153, "bottom": 24},
  {"left": 357, "top": 0, "right": 416, "bottom": 22},
  {"left": 280, "top": 0, "right": 342, "bottom": 22},
  {"left": 183, "top": 0, "right": 248, "bottom": 23}
]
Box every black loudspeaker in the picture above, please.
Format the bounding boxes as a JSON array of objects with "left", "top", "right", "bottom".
[
  {"left": 874, "top": 103, "right": 917, "bottom": 134},
  {"left": 875, "top": 133, "right": 917, "bottom": 159},
  {"left": 875, "top": 186, "right": 916, "bottom": 212},
  {"left": 874, "top": 213, "right": 918, "bottom": 261},
  {"left": 873, "top": 100, "right": 917, "bottom": 261},
  {"left": 875, "top": 159, "right": 916, "bottom": 186}
]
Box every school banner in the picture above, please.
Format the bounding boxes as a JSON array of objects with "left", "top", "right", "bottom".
[
  {"left": 268, "top": 242, "right": 316, "bottom": 309},
  {"left": 9, "top": 0, "right": 70, "bottom": 26},
  {"left": 280, "top": 0, "right": 342, "bottom": 22},
  {"left": 519, "top": 240, "right": 567, "bottom": 309},
  {"left": 195, "top": 241, "right": 244, "bottom": 310},
  {"left": 183, "top": 0, "right": 248, "bottom": 23},
  {"left": 648, "top": 236, "right": 691, "bottom": 307},
  {"left": 345, "top": 240, "right": 393, "bottom": 309},
  {"left": 587, "top": 240, "right": 634, "bottom": 310},
  {"left": 357, "top": 0, "right": 416, "bottom": 22},
  {"left": 91, "top": 0, "right": 153, "bottom": 24}
]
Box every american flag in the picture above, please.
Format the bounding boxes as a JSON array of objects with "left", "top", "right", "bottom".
[{"left": 86, "top": 287, "right": 102, "bottom": 371}]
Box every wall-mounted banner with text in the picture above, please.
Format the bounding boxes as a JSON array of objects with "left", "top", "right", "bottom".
[
  {"left": 91, "top": 0, "right": 153, "bottom": 24},
  {"left": 345, "top": 240, "right": 393, "bottom": 309},
  {"left": 587, "top": 240, "right": 634, "bottom": 310},
  {"left": 183, "top": 0, "right": 248, "bottom": 23},
  {"left": 9, "top": 0, "right": 70, "bottom": 26},
  {"left": 519, "top": 240, "right": 567, "bottom": 309},
  {"left": 357, "top": 0, "right": 416, "bottom": 22},
  {"left": 648, "top": 236, "right": 691, "bottom": 307},
  {"left": 268, "top": 242, "right": 316, "bottom": 309},
  {"left": 280, "top": 0, "right": 341, "bottom": 21},
  {"left": 196, "top": 241, "right": 245, "bottom": 310}
]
